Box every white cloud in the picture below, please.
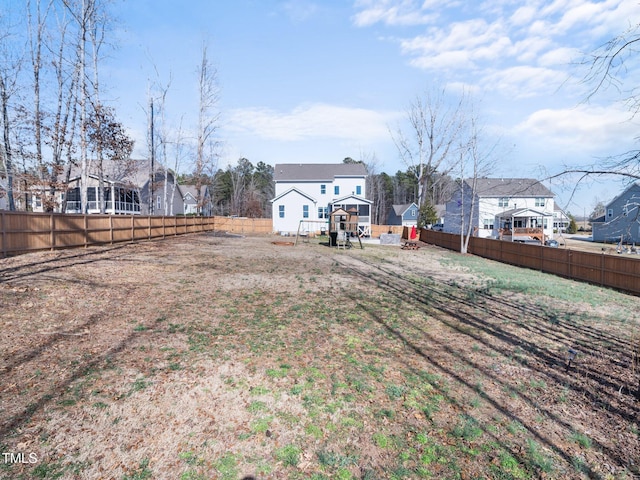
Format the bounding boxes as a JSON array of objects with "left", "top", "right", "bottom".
[
  {"left": 351, "top": 0, "right": 439, "bottom": 27},
  {"left": 538, "top": 46, "right": 580, "bottom": 67},
  {"left": 514, "top": 104, "right": 638, "bottom": 151},
  {"left": 482, "top": 66, "right": 566, "bottom": 98},
  {"left": 355, "top": 0, "right": 636, "bottom": 98},
  {"left": 227, "top": 103, "right": 400, "bottom": 143},
  {"left": 509, "top": 6, "right": 537, "bottom": 27},
  {"left": 400, "top": 18, "right": 513, "bottom": 70},
  {"left": 281, "top": 1, "right": 319, "bottom": 22}
]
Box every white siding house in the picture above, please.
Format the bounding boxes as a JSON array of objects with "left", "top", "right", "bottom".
[
  {"left": 443, "top": 178, "right": 556, "bottom": 242},
  {"left": 271, "top": 163, "right": 370, "bottom": 235}
]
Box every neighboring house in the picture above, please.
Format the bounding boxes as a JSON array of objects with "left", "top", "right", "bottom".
[
  {"left": 179, "top": 185, "right": 212, "bottom": 216},
  {"left": 271, "top": 163, "right": 371, "bottom": 235},
  {"left": 388, "top": 203, "right": 419, "bottom": 227},
  {"left": 553, "top": 205, "right": 571, "bottom": 233},
  {"left": 592, "top": 182, "right": 640, "bottom": 243},
  {"left": 27, "top": 159, "right": 212, "bottom": 216},
  {"left": 139, "top": 170, "right": 183, "bottom": 216},
  {"left": 443, "top": 178, "right": 556, "bottom": 242}
]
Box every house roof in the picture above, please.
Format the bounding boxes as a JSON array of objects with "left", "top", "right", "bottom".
[
  {"left": 332, "top": 194, "right": 372, "bottom": 204},
  {"left": 604, "top": 182, "right": 640, "bottom": 208},
  {"left": 66, "top": 158, "right": 151, "bottom": 186},
  {"left": 498, "top": 207, "right": 552, "bottom": 218},
  {"left": 271, "top": 187, "right": 318, "bottom": 203},
  {"left": 177, "top": 185, "right": 210, "bottom": 205},
  {"left": 274, "top": 163, "right": 367, "bottom": 182},
  {"left": 467, "top": 178, "right": 554, "bottom": 197},
  {"left": 391, "top": 203, "right": 418, "bottom": 215}
]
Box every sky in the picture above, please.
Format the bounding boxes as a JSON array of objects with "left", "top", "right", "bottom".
[{"left": 102, "top": 0, "right": 640, "bottom": 215}]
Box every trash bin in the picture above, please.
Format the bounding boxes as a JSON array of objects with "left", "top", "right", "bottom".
[{"left": 329, "top": 231, "right": 338, "bottom": 246}]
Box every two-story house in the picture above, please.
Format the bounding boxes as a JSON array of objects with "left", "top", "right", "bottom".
[
  {"left": 443, "top": 178, "right": 555, "bottom": 242},
  {"left": 271, "top": 163, "right": 371, "bottom": 235},
  {"left": 592, "top": 182, "right": 640, "bottom": 243}
]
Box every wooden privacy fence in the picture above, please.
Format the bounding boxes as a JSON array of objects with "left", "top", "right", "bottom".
[
  {"left": 416, "top": 228, "right": 640, "bottom": 296},
  {"left": 0, "top": 212, "right": 410, "bottom": 258},
  {"left": 0, "top": 211, "right": 225, "bottom": 257},
  {"left": 212, "top": 216, "right": 273, "bottom": 235}
]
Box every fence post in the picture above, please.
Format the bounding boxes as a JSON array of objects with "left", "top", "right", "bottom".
[
  {"left": 84, "top": 214, "right": 88, "bottom": 249},
  {"left": 131, "top": 215, "right": 135, "bottom": 242},
  {"left": 110, "top": 215, "right": 114, "bottom": 245},
  {"left": 1, "top": 212, "right": 6, "bottom": 258},
  {"left": 50, "top": 214, "right": 55, "bottom": 252}
]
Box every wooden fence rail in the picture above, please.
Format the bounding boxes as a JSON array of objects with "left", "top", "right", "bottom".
[
  {"left": 417, "top": 228, "right": 640, "bottom": 296},
  {"left": 0, "top": 211, "right": 227, "bottom": 257},
  {"left": 0, "top": 213, "right": 405, "bottom": 258}
]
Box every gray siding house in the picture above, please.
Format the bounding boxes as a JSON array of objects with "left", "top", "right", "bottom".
[
  {"left": 388, "top": 203, "right": 419, "bottom": 227},
  {"left": 592, "top": 183, "right": 640, "bottom": 243}
]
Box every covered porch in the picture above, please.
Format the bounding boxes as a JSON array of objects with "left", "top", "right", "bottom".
[
  {"left": 497, "top": 208, "right": 552, "bottom": 243},
  {"left": 63, "top": 175, "right": 141, "bottom": 215},
  {"left": 331, "top": 195, "right": 372, "bottom": 237}
]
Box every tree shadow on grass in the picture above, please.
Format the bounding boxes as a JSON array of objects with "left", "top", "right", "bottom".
[{"left": 338, "top": 255, "right": 639, "bottom": 477}]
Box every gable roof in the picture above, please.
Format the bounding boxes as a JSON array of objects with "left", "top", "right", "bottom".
[
  {"left": 467, "top": 178, "right": 554, "bottom": 197},
  {"left": 332, "top": 194, "right": 372, "bottom": 204},
  {"left": 274, "top": 163, "right": 367, "bottom": 182},
  {"left": 391, "top": 203, "right": 418, "bottom": 216},
  {"left": 604, "top": 182, "right": 640, "bottom": 208},
  {"left": 498, "top": 207, "right": 552, "bottom": 218},
  {"left": 271, "top": 187, "right": 318, "bottom": 203}
]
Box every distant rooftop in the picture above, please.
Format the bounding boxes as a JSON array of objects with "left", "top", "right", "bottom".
[
  {"left": 274, "top": 163, "right": 367, "bottom": 182},
  {"left": 467, "top": 178, "right": 554, "bottom": 197}
]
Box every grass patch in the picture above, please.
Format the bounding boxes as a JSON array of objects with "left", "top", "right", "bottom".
[
  {"left": 122, "top": 458, "right": 152, "bottom": 480},
  {"left": 275, "top": 444, "right": 301, "bottom": 467},
  {"left": 569, "top": 430, "right": 592, "bottom": 449}
]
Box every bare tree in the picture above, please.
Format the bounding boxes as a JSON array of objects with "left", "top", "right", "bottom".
[
  {"left": 26, "top": 0, "right": 52, "bottom": 193},
  {"left": 195, "top": 43, "right": 220, "bottom": 215},
  {"left": 550, "top": 23, "right": 640, "bottom": 192},
  {"left": 457, "top": 113, "right": 496, "bottom": 254},
  {"left": 0, "top": 16, "right": 22, "bottom": 211},
  {"left": 60, "top": 0, "right": 100, "bottom": 213},
  {"left": 390, "top": 88, "right": 466, "bottom": 209},
  {"left": 48, "top": 5, "right": 80, "bottom": 212}
]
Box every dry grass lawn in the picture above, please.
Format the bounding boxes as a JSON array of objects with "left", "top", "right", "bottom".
[{"left": 1, "top": 233, "right": 639, "bottom": 479}]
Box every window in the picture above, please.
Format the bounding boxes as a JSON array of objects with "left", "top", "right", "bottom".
[
  {"left": 498, "top": 197, "right": 509, "bottom": 207},
  {"left": 279, "top": 205, "right": 285, "bottom": 218},
  {"left": 320, "top": 184, "right": 326, "bottom": 194},
  {"left": 303, "top": 205, "right": 309, "bottom": 218},
  {"left": 483, "top": 218, "right": 494, "bottom": 230},
  {"left": 156, "top": 195, "right": 161, "bottom": 211},
  {"left": 356, "top": 185, "right": 362, "bottom": 195},
  {"left": 411, "top": 209, "right": 417, "bottom": 217},
  {"left": 318, "top": 207, "right": 328, "bottom": 219},
  {"left": 608, "top": 208, "right": 613, "bottom": 218},
  {"left": 535, "top": 198, "right": 545, "bottom": 207},
  {"left": 334, "top": 185, "right": 340, "bottom": 195}
]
